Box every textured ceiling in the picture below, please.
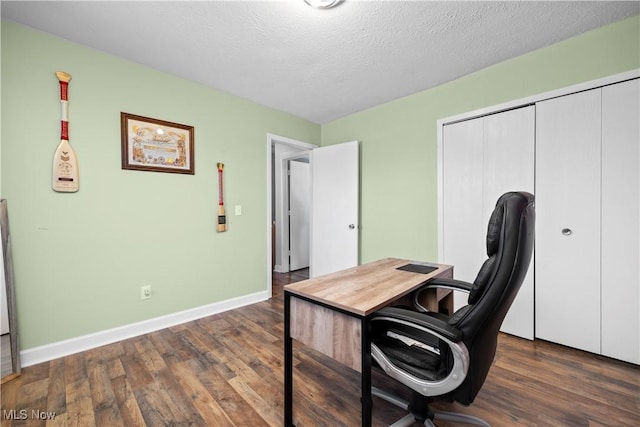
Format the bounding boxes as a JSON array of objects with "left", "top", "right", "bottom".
[{"left": 2, "top": 1, "right": 638, "bottom": 124}]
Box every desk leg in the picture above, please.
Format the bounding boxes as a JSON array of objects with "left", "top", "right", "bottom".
[
  {"left": 284, "top": 293, "right": 293, "bottom": 426},
  {"left": 361, "top": 316, "right": 372, "bottom": 427}
]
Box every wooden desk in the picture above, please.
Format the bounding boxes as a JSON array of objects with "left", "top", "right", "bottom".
[{"left": 284, "top": 258, "right": 453, "bottom": 426}]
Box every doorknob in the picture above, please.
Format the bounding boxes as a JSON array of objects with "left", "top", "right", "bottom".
[
  {"left": 349, "top": 224, "right": 355, "bottom": 229},
  {"left": 561, "top": 228, "right": 572, "bottom": 236}
]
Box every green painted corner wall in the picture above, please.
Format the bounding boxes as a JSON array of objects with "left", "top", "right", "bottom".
[
  {"left": 321, "top": 14, "right": 640, "bottom": 265},
  {"left": 1, "top": 21, "right": 320, "bottom": 349}
]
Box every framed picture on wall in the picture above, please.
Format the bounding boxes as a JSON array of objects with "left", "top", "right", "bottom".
[{"left": 121, "top": 112, "right": 195, "bottom": 175}]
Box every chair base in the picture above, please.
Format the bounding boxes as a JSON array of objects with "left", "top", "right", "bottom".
[{"left": 373, "top": 387, "right": 491, "bottom": 427}]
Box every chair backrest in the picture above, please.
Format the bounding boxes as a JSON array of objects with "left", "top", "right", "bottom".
[{"left": 447, "top": 191, "right": 535, "bottom": 405}]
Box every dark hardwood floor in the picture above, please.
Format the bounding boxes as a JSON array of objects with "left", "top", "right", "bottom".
[{"left": 2, "top": 269, "right": 639, "bottom": 426}]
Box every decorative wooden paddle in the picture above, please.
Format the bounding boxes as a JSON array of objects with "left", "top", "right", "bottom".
[
  {"left": 52, "top": 71, "right": 79, "bottom": 192},
  {"left": 217, "top": 162, "right": 227, "bottom": 232}
]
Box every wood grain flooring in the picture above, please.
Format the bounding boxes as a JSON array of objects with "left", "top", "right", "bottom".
[{"left": 2, "top": 269, "right": 639, "bottom": 426}]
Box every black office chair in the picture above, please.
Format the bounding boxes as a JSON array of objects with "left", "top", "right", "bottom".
[{"left": 370, "top": 191, "right": 535, "bottom": 427}]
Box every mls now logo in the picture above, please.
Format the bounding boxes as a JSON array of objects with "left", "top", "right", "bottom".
[{"left": 3, "top": 409, "right": 56, "bottom": 420}]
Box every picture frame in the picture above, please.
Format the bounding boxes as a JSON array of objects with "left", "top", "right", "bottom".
[{"left": 121, "top": 112, "right": 195, "bottom": 175}]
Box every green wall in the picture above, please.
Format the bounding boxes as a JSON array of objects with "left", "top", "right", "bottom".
[
  {"left": 322, "top": 14, "right": 640, "bottom": 264},
  {"left": 1, "top": 21, "right": 320, "bottom": 349}
]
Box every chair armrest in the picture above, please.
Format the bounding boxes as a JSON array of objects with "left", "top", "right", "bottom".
[
  {"left": 413, "top": 278, "right": 472, "bottom": 313},
  {"left": 424, "top": 278, "right": 473, "bottom": 292},
  {"left": 372, "top": 306, "right": 462, "bottom": 343}
]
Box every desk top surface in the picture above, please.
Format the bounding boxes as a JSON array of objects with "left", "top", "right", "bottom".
[{"left": 284, "top": 258, "right": 452, "bottom": 316}]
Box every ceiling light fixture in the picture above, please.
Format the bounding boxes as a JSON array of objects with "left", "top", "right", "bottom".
[{"left": 304, "top": 0, "right": 344, "bottom": 9}]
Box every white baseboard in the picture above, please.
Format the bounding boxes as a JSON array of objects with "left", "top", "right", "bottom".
[
  {"left": 273, "top": 264, "right": 287, "bottom": 273},
  {"left": 20, "top": 290, "right": 270, "bottom": 367}
]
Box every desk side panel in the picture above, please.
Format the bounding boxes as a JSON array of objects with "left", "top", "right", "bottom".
[
  {"left": 333, "top": 313, "right": 361, "bottom": 372},
  {"left": 289, "top": 297, "right": 361, "bottom": 372}
]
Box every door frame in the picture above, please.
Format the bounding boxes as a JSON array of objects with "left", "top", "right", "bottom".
[{"left": 266, "top": 133, "right": 317, "bottom": 295}]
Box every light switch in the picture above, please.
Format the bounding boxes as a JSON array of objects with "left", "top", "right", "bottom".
[{"left": 235, "top": 205, "right": 242, "bottom": 216}]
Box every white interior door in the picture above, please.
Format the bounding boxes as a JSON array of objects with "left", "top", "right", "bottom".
[
  {"left": 483, "top": 106, "right": 535, "bottom": 339},
  {"left": 442, "top": 108, "right": 535, "bottom": 340},
  {"left": 535, "top": 89, "right": 602, "bottom": 354},
  {"left": 601, "top": 79, "right": 640, "bottom": 364},
  {"left": 289, "top": 160, "right": 311, "bottom": 271},
  {"left": 442, "top": 119, "right": 484, "bottom": 311},
  {"left": 310, "top": 141, "right": 359, "bottom": 278}
]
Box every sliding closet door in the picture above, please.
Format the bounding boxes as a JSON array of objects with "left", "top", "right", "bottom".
[
  {"left": 442, "top": 107, "right": 535, "bottom": 336},
  {"left": 483, "top": 106, "right": 535, "bottom": 339},
  {"left": 442, "top": 118, "right": 484, "bottom": 311},
  {"left": 535, "top": 89, "right": 602, "bottom": 354},
  {"left": 601, "top": 79, "right": 640, "bottom": 364}
]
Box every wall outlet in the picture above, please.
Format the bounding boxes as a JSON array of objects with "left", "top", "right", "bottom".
[{"left": 141, "top": 285, "right": 151, "bottom": 300}]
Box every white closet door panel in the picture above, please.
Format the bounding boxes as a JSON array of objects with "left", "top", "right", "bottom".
[
  {"left": 443, "top": 119, "right": 484, "bottom": 310},
  {"left": 535, "top": 89, "right": 602, "bottom": 354},
  {"left": 601, "top": 79, "right": 640, "bottom": 364},
  {"left": 483, "top": 106, "right": 535, "bottom": 339}
]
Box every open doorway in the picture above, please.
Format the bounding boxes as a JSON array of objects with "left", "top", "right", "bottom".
[
  {"left": 288, "top": 156, "right": 311, "bottom": 272},
  {"left": 266, "top": 135, "right": 360, "bottom": 295},
  {"left": 266, "top": 134, "right": 316, "bottom": 296}
]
